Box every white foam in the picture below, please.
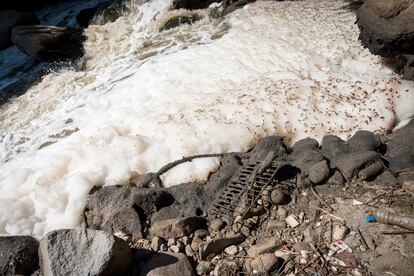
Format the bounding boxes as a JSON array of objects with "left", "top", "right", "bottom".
[{"left": 0, "top": 0, "right": 413, "bottom": 237}]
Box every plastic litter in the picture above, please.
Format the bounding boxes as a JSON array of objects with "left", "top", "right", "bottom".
[
  {"left": 365, "top": 214, "right": 376, "bottom": 223},
  {"left": 328, "top": 240, "right": 350, "bottom": 256},
  {"left": 372, "top": 209, "right": 414, "bottom": 230}
]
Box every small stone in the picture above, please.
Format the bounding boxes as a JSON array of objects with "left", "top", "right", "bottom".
[
  {"left": 250, "top": 253, "right": 280, "bottom": 273},
  {"left": 224, "top": 245, "right": 238, "bottom": 255},
  {"left": 194, "top": 229, "right": 209, "bottom": 239},
  {"left": 277, "top": 207, "right": 288, "bottom": 220},
  {"left": 196, "top": 261, "right": 213, "bottom": 275},
  {"left": 160, "top": 244, "right": 168, "bottom": 251},
  {"left": 271, "top": 188, "right": 287, "bottom": 204},
  {"left": 199, "top": 233, "right": 246, "bottom": 260},
  {"left": 182, "top": 236, "right": 190, "bottom": 245},
  {"left": 266, "top": 220, "right": 287, "bottom": 231},
  {"left": 210, "top": 218, "right": 226, "bottom": 232},
  {"left": 149, "top": 216, "right": 206, "bottom": 239},
  {"left": 333, "top": 225, "right": 350, "bottom": 241},
  {"left": 191, "top": 237, "right": 203, "bottom": 252},
  {"left": 247, "top": 237, "right": 282, "bottom": 257},
  {"left": 176, "top": 240, "right": 185, "bottom": 250},
  {"left": 285, "top": 215, "right": 300, "bottom": 228},
  {"left": 170, "top": 245, "right": 181, "bottom": 253},
  {"left": 167, "top": 238, "right": 176, "bottom": 246},
  {"left": 185, "top": 244, "right": 194, "bottom": 257},
  {"left": 240, "top": 226, "right": 250, "bottom": 236},
  {"left": 213, "top": 259, "right": 238, "bottom": 276},
  {"left": 151, "top": 236, "right": 162, "bottom": 251},
  {"left": 309, "top": 159, "right": 330, "bottom": 184}
]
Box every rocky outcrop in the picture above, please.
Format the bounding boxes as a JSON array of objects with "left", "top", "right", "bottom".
[
  {"left": 0, "top": 236, "right": 39, "bottom": 276},
  {"left": 0, "top": 10, "right": 39, "bottom": 50},
  {"left": 357, "top": 0, "right": 414, "bottom": 79},
  {"left": 11, "top": 25, "right": 86, "bottom": 62},
  {"left": 39, "top": 228, "right": 132, "bottom": 276}
]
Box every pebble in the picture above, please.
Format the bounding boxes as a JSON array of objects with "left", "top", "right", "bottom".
[
  {"left": 285, "top": 215, "right": 300, "bottom": 228},
  {"left": 151, "top": 236, "right": 162, "bottom": 251},
  {"left": 160, "top": 244, "right": 168, "bottom": 251},
  {"left": 196, "top": 261, "right": 213, "bottom": 275},
  {"left": 170, "top": 245, "right": 181, "bottom": 253},
  {"left": 277, "top": 207, "right": 288, "bottom": 220},
  {"left": 250, "top": 253, "right": 280, "bottom": 273},
  {"left": 167, "top": 238, "right": 175, "bottom": 247},
  {"left": 224, "top": 245, "right": 238, "bottom": 255},
  {"left": 271, "top": 188, "right": 287, "bottom": 204},
  {"left": 210, "top": 218, "right": 226, "bottom": 232},
  {"left": 333, "top": 225, "right": 350, "bottom": 241},
  {"left": 185, "top": 244, "right": 194, "bottom": 257},
  {"left": 182, "top": 236, "right": 190, "bottom": 245},
  {"left": 176, "top": 240, "right": 185, "bottom": 251}
]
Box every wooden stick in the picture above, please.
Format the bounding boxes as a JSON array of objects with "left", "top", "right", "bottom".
[{"left": 310, "top": 205, "right": 345, "bottom": 222}]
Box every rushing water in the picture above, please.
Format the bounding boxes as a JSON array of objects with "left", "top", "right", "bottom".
[{"left": 0, "top": 0, "right": 413, "bottom": 237}]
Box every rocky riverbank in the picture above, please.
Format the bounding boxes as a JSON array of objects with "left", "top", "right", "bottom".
[{"left": 1, "top": 121, "right": 413, "bottom": 275}]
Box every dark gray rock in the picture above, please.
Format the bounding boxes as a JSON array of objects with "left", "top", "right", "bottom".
[
  {"left": 320, "top": 135, "right": 348, "bottom": 161},
  {"left": 308, "top": 159, "right": 330, "bottom": 184},
  {"left": 0, "top": 10, "right": 39, "bottom": 50},
  {"left": 248, "top": 136, "right": 286, "bottom": 162},
  {"left": 347, "top": 130, "right": 382, "bottom": 153},
  {"left": 335, "top": 151, "right": 384, "bottom": 181},
  {"left": 139, "top": 252, "right": 196, "bottom": 276},
  {"left": 11, "top": 25, "right": 86, "bottom": 62},
  {"left": 85, "top": 185, "right": 175, "bottom": 240},
  {"left": 160, "top": 14, "right": 202, "bottom": 32},
  {"left": 149, "top": 216, "right": 206, "bottom": 239},
  {"left": 39, "top": 228, "right": 132, "bottom": 276},
  {"left": 199, "top": 234, "right": 246, "bottom": 260},
  {"left": 357, "top": 0, "right": 414, "bottom": 79},
  {"left": 384, "top": 120, "right": 414, "bottom": 172},
  {"left": 0, "top": 236, "right": 39, "bottom": 276}
]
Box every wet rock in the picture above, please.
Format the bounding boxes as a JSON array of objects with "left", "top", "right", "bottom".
[
  {"left": 270, "top": 188, "right": 287, "bottom": 204},
  {"left": 150, "top": 216, "right": 207, "bottom": 239},
  {"left": 85, "top": 185, "right": 174, "bottom": 241},
  {"left": 247, "top": 236, "right": 282, "bottom": 257},
  {"left": 196, "top": 261, "right": 213, "bottom": 275},
  {"left": 369, "top": 251, "right": 412, "bottom": 276},
  {"left": 199, "top": 233, "right": 246, "bottom": 260},
  {"left": 160, "top": 14, "right": 202, "bottom": 32},
  {"left": 385, "top": 120, "right": 414, "bottom": 172},
  {"left": 139, "top": 252, "right": 196, "bottom": 276},
  {"left": 308, "top": 159, "right": 330, "bottom": 184},
  {"left": 172, "top": 0, "right": 216, "bottom": 10},
  {"left": 210, "top": 218, "right": 226, "bottom": 232},
  {"left": 11, "top": 25, "right": 86, "bottom": 61},
  {"left": 0, "top": 236, "right": 39, "bottom": 276},
  {"left": 333, "top": 225, "right": 350, "bottom": 241},
  {"left": 357, "top": 0, "right": 414, "bottom": 79},
  {"left": 0, "top": 10, "right": 39, "bottom": 50},
  {"left": 39, "top": 228, "right": 132, "bottom": 276},
  {"left": 249, "top": 253, "right": 280, "bottom": 273}
]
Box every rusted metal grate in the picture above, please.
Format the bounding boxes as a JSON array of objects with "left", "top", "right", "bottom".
[{"left": 208, "top": 153, "right": 296, "bottom": 222}]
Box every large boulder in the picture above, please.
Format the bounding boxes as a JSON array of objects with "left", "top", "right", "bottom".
[
  {"left": 357, "top": 0, "right": 414, "bottom": 79},
  {"left": 11, "top": 25, "right": 86, "bottom": 62},
  {"left": 0, "top": 236, "right": 39, "bottom": 276},
  {"left": 39, "top": 228, "right": 132, "bottom": 276},
  {"left": 85, "top": 185, "right": 175, "bottom": 241},
  {"left": 0, "top": 10, "right": 39, "bottom": 50}
]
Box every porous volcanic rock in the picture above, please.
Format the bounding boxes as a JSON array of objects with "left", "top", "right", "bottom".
[{"left": 0, "top": 236, "right": 39, "bottom": 276}]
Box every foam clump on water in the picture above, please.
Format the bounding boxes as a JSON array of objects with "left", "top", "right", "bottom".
[{"left": 0, "top": 0, "right": 413, "bottom": 236}]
